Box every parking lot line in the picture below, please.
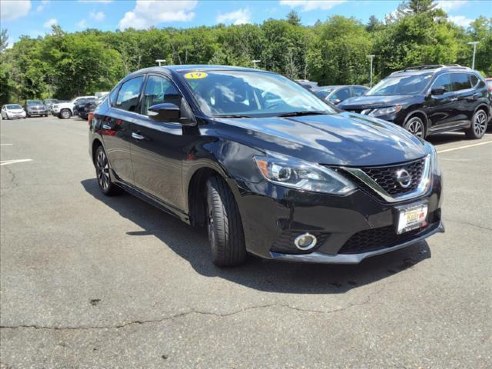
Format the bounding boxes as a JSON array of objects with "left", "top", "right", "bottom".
[
  {"left": 437, "top": 140, "right": 492, "bottom": 154},
  {"left": 0, "top": 159, "right": 33, "bottom": 166},
  {"left": 1, "top": 144, "right": 13, "bottom": 146}
]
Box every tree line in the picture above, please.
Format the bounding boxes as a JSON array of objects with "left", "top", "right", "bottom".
[{"left": 0, "top": 0, "right": 490, "bottom": 104}]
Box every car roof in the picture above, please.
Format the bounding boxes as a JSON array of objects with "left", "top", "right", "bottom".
[
  {"left": 390, "top": 65, "right": 473, "bottom": 77},
  {"left": 126, "top": 65, "right": 273, "bottom": 80}
]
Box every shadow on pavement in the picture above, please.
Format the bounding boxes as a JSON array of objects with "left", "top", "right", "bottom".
[
  {"left": 81, "top": 178, "right": 431, "bottom": 294},
  {"left": 427, "top": 130, "right": 492, "bottom": 146}
]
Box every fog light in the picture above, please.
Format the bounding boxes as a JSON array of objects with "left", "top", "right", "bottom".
[{"left": 294, "top": 233, "right": 317, "bottom": 251}]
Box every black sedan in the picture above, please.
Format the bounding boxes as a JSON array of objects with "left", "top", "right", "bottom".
[{"left": 89, "top": 65, "right": 443, "bottom": 266}]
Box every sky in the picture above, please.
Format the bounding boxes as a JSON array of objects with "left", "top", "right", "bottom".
[{"left": 1, "top": 0, "right": 491, "bottom": 46}]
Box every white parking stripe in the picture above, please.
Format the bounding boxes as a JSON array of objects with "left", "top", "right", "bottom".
[
  {"left": 0, "top": 144, "right": 13, "bottom": 146},
  {"left": 0, "top": 159, "right": 33, "bottom": 166},
  {"left": 437, "top": 141, "right": 492, "bottom": 154}
]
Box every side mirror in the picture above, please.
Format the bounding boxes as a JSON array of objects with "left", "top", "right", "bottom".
[
  {"left": 431, "top": 87, "right": 447, "bottom": 96},
  {"left": 331, "top": 98, "right": 342, "bottom": 105},
  {"left": 148, "top": 103, "right": 181, "bottom": 122}
]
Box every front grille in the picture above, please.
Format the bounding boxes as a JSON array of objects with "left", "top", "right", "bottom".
[
  {"left": 338, "top": 226, "right": 422, "bottom": 254},
  {"left": 271, "top": 231, "right": 329, "bottom": 254},
  {"left": 360, "top": 158, "right": 425, "bottom": 196}
]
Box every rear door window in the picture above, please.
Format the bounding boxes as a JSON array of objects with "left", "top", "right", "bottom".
[
  {"left": 115, "top": 76, "right": 144, "bottom": 112},
  {"left": 450, "top": 73, "right": 471, "bottom": 91}
]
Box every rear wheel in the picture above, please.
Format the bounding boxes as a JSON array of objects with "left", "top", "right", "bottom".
[
  {"left": 206, "top": 176, "right": 247, "bottom": 267},
  {"left": 466, "top": 109, "right": 488, "bottom": 139},
  {"left": 404, "top": 115, "right": 426, "bottom": 138},
  {"left": 60, "top": 109, "right": 71, "bottom": 119},
  {"left": 94, "top": 145, "right": 119, "bottom": 196}
]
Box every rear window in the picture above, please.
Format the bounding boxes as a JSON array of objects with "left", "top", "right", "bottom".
[{"left": 450, "top": 73, "right": 471, "bottom": 91}]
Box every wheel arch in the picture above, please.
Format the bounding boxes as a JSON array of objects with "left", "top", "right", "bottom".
[
  {"left": 186, "top": 164, "right": 232, "bottom": 228},
  {"left": 473, "top": 103, "right": 490, "bottom": 117},
  {"left": 91, "top": 138, "right": 103, "bottom": 165}
]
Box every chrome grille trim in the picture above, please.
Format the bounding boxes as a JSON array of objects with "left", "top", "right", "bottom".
[{"left": 341, "top": 155, "right": 431, "bottom": 203}]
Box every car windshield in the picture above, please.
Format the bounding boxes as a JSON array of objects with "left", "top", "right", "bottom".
[
  {"left": 7, "top": 104, "right": 22, "bottom": 109},
  {"left": 27, "top": 100, "right": 43, "bottom": 105},
  {"left": 314, "top": 88, "right": 334, "bottom": 100},
  {"left": 180, "top": 70, "right": 334, "bottom": 117},
  {"left": 367, "top": 73, "right": 433, "bottom": 96}
]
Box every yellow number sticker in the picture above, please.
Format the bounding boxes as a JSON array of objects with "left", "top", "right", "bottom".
[{"left": 184, "top": 72, "right": 208, "bottom": 79}]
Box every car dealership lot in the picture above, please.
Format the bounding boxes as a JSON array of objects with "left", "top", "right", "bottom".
[{"left": 1, "top": 117, "right": 491, "bottom": 368}]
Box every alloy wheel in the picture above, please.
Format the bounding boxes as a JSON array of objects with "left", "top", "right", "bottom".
[
  {"left": 96, "top": 149, "right": 110, "bottom": 191},
  {"left": 473, "top": 111, "right": 487, "bottom": 137},
  {"left": 405, "top": 117, "right": 425, "bottom": 138}
]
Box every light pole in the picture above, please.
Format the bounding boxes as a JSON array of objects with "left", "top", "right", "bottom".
[
  {"left": 155, "top": 59, "right": 166, "bottom": 66},
  {"left": 367, "top": 54, "right": 375, "bottom": 87},
  {"left": 467, "top": 41, "right": 479, "bottom": 70},
  {"left": 252, "top": 59, "right": 261, "bottom": 69}
]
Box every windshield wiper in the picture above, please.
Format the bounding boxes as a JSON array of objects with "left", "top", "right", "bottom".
[
  {"left": 215, "top": 114, "right": 252, "bottom": 118},
  {"left": 278, "top": 111, "right": 327, "bottom": 117}
]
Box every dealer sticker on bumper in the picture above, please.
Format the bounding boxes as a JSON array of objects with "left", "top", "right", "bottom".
[{"left": 397, "top": 203, "right": 428, "bottom": 234}]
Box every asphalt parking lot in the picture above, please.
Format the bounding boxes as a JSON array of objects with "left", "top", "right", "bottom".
[{"left": 1, "top": 116, "right": 491, "bottom": 369}]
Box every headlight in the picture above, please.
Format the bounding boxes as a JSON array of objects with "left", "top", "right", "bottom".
[
  {"left": 368, "top": 105, "right": 402, "bottom": 117},
  {"left": 254, "top": 154, "right": 356, "bottom": 194},
  {"left": 429, "top": 143, "right": 441, "bottom": 175}
]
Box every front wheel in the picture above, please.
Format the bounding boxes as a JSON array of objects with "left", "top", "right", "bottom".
[
  {"left": 404, "top": 116, "right": 426, "bottom": 138},
  {"left": 94, "top": 145, "right": 119, "bottom": 196},
  {"left": 60, "top": 109, "right": 71, "bottom": 119},
  {"left": 466, "top": 109, "right": 488, "bottom": 139},
  {"left": 206, "top": 176, "right": 247, "bottom": 267}
]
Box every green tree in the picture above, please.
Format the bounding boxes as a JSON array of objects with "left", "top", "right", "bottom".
[
  {"left": 0, "top": 29, "right": 9, "bottom": 52},
  {"left": 309, "top": 16, "right": 372, "bottom": 85}
]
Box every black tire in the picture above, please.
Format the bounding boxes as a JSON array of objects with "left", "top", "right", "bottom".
[
  {"left": 60, "top": 109, "right": 71, "bottom": 119},
  {"left": 206, "top": 176, "right": 247, "bottom": 267},
  {"left": 404, "top": 115, "right": 426, "bottom": 139},
  {"left": 466, "top": 109, "right": 488, "bottom": 139},
  {"left": 94, "top": 145, "right": 120, "bottom": 196}
]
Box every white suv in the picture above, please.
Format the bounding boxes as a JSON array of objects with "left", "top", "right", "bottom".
[{"left": 52, "top": 95, "right": 96, "bottom": 119}]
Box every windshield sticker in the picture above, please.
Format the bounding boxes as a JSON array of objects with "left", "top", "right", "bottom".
[{"left": 184, "top": 72, "right": 208, "bottom": 80}]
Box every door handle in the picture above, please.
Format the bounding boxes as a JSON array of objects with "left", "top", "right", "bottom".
[
  {"left": 102, "top": 124, "right": 111, "bottom": 130},
  {"left": 132, "top": 132, "right": 145, "bottom": 140},
  {"left": 449, "top": 97, "right": 458, "bottom": 102}
]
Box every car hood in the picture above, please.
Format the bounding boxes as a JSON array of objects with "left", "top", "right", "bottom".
[
  {"left": 8, "top": 109, "right": 25, "bottom": 113},
  {"left": 338, "top": 95, "right": 419, "bottom": 110},
  {"left": 217, "top": 112, "right": 427, "bottom": 166}
]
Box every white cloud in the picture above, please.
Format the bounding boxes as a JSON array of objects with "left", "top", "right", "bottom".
[
  {"left": 36, "top": 0, "right": 49, "bottom": 12},
  {"left": 0, "top": 0, "right": 31, "bottom": 21},
  {"left": 43, "top": 18, "right": 58, "bottom": 28},
  {"left": 448, "top": 15, "right": 473, "bottom": 27},
  {"left": 216, "top": 9, "right": 251, "bottom": 25},
  {"left": 279, "top": 0, "right": 346, "bottom": 11},
  {"left": 77, "top": 19, "right": 88, "bottom": 29},
  {"left": 90, "top": 11, "right": 105, "bottom": 21},
  {"left": 79, "top": 0, "right": 112, "bottom": 3},
  {"left": 119, "top": 0, "right": 197, "bottom": 30},
  {"left": 436, "top": 1, "right": 468, "bottom": 11}
]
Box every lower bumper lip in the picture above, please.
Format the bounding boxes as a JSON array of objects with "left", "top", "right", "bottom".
[{"left": 269, "top": 221, "right": 444, "bottom": 264}]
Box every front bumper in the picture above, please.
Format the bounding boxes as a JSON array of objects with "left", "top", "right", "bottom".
[
  {"left": 232, "top": 173, "right": 442, "bottom": 264},
  {"left": 27, "top": 109, "right": 48, "bottom": 116}
]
